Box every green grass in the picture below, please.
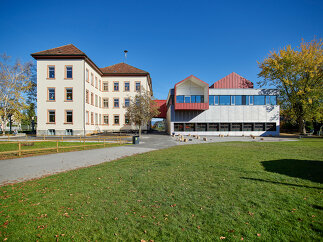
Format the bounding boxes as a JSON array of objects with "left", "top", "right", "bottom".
[
  {"left": 0, "top": 141, "right": 123, "bottom": 159},
  {"left": 0, "top": 139, "right": 322, "bottom": 241}
]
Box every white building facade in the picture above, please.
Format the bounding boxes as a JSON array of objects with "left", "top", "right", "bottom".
[
  {"left": 32, "top": 44, "right": 152, "bottom": 136},
  {"left": 166, "top": 74, "right": 280, "bottom": 136}
]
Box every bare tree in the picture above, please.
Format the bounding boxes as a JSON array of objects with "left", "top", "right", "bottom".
[
  {"left": 125, "top": 88, "right": 160, "bottom": 136},
  {"left": 0, "top": 54, "right": 34, "bottom": 134}
]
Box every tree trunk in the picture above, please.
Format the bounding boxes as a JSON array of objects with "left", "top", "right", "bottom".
[
  {"left": 138, "top": 125, "right": 142, "bottom": 137},
  {"left": 298, "top": 117, "right": 306, "bottom": 134}
]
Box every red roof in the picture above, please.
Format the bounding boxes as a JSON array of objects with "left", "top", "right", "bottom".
[
  {"left": 100, "top": 63, "right": 148, "bottom": 74},
  {"left": 31, "top": 44, "right": 85, "bottom": 56},
  {"left": 210, "top": 72, "right": 253, "bottom": 88}
]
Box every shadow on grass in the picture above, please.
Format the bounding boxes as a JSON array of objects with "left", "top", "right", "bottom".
[
  {"left": 261, "top": 159, "right": 323, "bottom": 183},
  {"left": 240, "top": 177, "right": 323, "bottom": 190}
]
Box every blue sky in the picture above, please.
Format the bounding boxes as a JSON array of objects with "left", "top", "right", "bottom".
[{"left": 0, "top": 0, "right": 322, "bottom": 100}]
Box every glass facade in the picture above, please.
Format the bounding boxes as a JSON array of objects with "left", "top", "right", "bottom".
[
  {"left": 176, "top": 95, "right": 204, "bottom": 103},
  {"left": 208, "top": 95, "right": 277, "bottom": 106},
  {"left": 173, "top": 122, "right": 276, "bottom": 132}
]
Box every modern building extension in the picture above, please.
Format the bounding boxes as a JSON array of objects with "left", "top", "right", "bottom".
[
  {"left": 31, "top": 44, "right": 152, "bottom": 136},
  {"left": 165, "top": 73, "right": 280, "bottom": 136}
]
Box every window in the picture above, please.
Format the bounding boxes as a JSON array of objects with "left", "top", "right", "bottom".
[
  {"left": 99, "top": 114, "right": 101, "bottom": 125},
  {"left": 95, "top": 113, "right": 98, "bottom": 125},
  {"left": 103, "top": 98, "right": 109, "bottom": 108},
  {"left": 219, "top": 123, "right": 230, "bottom": 131},
  {"left": 95, "top": 77, "right": 98, "bottom": 89},
  {"left": 48, "top": 66, "right": 55, "bottom": 79},
  {"left": 95, "top": 95, "right": 98, "bottom": 107},
  {"left": 266, "top": 123, "right": 276, "bottom": 131},
  {"left": 65, "top": 66, "right": 73, "bottom": 79},
  {"left": 114, "top": 98, "right": 119, "bottom": 108},
  {"left": 209, "top": 95, "right": 215, "bottom": 105},
  {"left": 209, "top": 123, "right": 219, "bottom": 131},
  {"left": 99, "top": 97, "right": 101, "bottom": 108},
  {"left": 66, "top": 129, "right": 73, "bottom": 136},
  {"left": 91, "top": 93, "right": 94, "bottom": 105},
  {"left": 196, "top": 123, "right": 207, "bottom": 131},
  {"left": 174, "top": 123, "right": 184, "bottom": 131},
  {"left": 232, "top": 123, "right": 242, "bottom": 131},
  {"left": 65, "top": 88, "right": 73, "bottom": 101},
  {"left": 254, "top": 123, "right": 265, "bottom": 131},
  {"left": 185, "top": 96, "right": 191, "bottom": 103},
  {"left": 65, "top": 110, "right": 73, "bottom": 123},
  {"left": 243, "top": 123, "right": 253, "bottom": 131},
  {"left": 242, "top": 95, "right": 249, "bottom": 105},
  {"left": 114, "top": 115, "right": 119, "bottom": 125},
  {"left": 254, "top": 96, "right": 265, "bottom": 105},
  {"left": 235, "top": 96, "right": 242, "bottom": 105},
  {"left": 99, "top": 80, "right": 101, "bottom": 91},
  {"left": 48, "top": 110, "right": 55, "bottom": 123},
  {"left": 231, "top": 96, "right": 235, "bottom": 105},
  {"left": 86, "top": 111, "right": 89, "bottom": 124},
  {"left": 86, "top": 90, "right": 89, "bottom": 104},
  {"left": 86, "top": 69, "right": 89, "bottom": 82},
  {"left": 266, "top": 96, "right": 277, "bottom": 105},
  {"left": 135, "top": 82, "right": 141, "bottom": 91},
  {"left": 214, "top": 96, "right": 219, "bottom": 105},
  {"left": 125, "top": 116, "right": 130, "bottom": 125},
  {"left": 219, "top": 96, "right": 231, "bottom": 105},
  {"left": 176, "top": 96, "right": 184, "bottom": 103},
  {"left": 103, "top": 115, "right": 109, "bottom": 125},
  {"left": 249, "top": 95, "right": 254, "bottom": 105},
  {"left": 48, "top": 88, "right": 55, "bottom": 101},
  {"left": 48, "top": 129, "right": 55, "bottom": 135},
  {"left": 114, "top": 82, "right": 119, "bottom": 91},
  {"left": 91, "top": 112, "right": 94, "bottom": 125},
  {"left": 124, "top": 82, "right": 130, "bottom": 91},
  {"left": 91, "top": 73, "right": 94, "bottom": 86},
  {"left": 124, "top": 98, "right": 130, "bottom": 107},
  {"left": 103, "top": 81, "right": 109, "bottom": 91},
  {"left": 185, "top": 123, "right": 195, "bottom": 131}
]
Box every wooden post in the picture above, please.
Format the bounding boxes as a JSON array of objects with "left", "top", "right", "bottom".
[
  {"left": 18, "top": 142, "right": 21, "bottom": 156},
  {"left": 43, "top": 134, "right": 45, "bottom": 140},
  {"left": 83, "top": 139, "right": 85, "bottom": 150},
  {"left": 61, "top": 136, "right": 63, "bottom": 141},
  {"left": 56, "top": 141, "right": 59, "bottom": 153}
]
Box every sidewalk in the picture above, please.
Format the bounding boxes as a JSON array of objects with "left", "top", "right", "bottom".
[{"left": 0, "top": 146, "right": 155, "bottom": 185}]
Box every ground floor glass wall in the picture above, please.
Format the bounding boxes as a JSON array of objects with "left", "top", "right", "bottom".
[{"left": 174, "top": 122, "right": 277, "bottom": 132}]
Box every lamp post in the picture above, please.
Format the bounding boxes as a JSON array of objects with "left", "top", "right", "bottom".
[
  {"left": 8, "top": 114, "right": 12, "bottom": 134},
  {"left": 31, "top": 116, "right": 35, "bottom": 134}
]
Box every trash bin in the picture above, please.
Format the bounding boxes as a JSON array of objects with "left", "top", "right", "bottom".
[{"left": 132, "top": 136, "right": 139, "bottom": 144}]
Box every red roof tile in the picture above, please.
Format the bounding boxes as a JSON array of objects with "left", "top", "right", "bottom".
[
  {"left": 31, "top": 44, "right": 85, "bottom": 56},
  {"left": 100, "top": 63, "right": 148, "bottom": 74},
  {"left": 210, "top": 72, "right": 253, "bottom": 89}
]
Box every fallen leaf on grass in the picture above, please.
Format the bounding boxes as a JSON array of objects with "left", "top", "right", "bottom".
[
  {"left": 220, "top": 236, "right": 226, "bottom": 239},
  {"left": 257, "top": 233, "right": 261, "bottom": 237}
]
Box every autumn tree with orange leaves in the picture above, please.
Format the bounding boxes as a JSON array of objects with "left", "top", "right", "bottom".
[{"left": 258, "top": 39, "right": 323, "bottom": 134}]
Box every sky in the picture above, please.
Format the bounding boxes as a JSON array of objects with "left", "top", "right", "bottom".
[{"left": 0, "top": 0, "right": 322, "bottom": 100}]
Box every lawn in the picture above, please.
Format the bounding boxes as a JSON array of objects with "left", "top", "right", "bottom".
[
  {"left": 0, "top": 139, "right": 322, "bottom": 241},
  {"left": 0, "top": 141, "right": 124, "bottom": 160}
]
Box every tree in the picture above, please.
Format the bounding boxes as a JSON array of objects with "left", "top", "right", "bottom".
[
  {"left": 125, "top": 88, "right": 160, "bottom": 136},
  {"left": 0, "top": 54, "right": 34, "bottom": 134},
  {"left": 258, "top": 39, "right": 323, "bottom": 134}
]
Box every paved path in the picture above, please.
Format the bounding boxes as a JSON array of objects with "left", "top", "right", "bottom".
[{"left": 0, "top": 134, "right": 296, "bottom": 185}]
